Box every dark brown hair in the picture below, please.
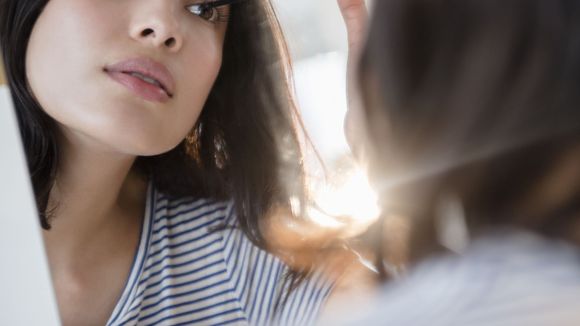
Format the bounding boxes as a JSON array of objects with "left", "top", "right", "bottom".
[
  {"left": 0, "top": 0, "right": 308, "bottom": 253},
  {"left": 360, "top": 0, "right": 580, "bottom": 263}
]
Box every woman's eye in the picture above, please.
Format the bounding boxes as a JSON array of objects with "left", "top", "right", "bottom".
[{"left": 186, "top": 4, "right": 220, "bottom": 23}]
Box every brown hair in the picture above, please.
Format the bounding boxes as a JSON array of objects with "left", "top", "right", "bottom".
[
  {"left": 0, "top": 0, "right": 313, "bottom": 259},
  {"left": 359, "top": 0, "right": 580, "bottom": 263}
]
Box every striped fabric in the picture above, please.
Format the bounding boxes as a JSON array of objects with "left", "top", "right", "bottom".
[{"left": 105, "top": 182, "right": 334, "bottom": 326}]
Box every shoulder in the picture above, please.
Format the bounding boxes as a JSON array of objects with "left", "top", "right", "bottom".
[
  {"left": 328, "top": 230, "right": 580, "bottom": 326},
  {"left": 150, "top": 191, "right": 335, "bottom": 325},
  {"left": 214, "top": 202, "right": 335, "bottom": 325},
  {"left": 144, "top": 190, "right": 234, "bottom": 257},
  {"left": 109, "top": 191, "right": 240, "bottom": 325},
  {"left": 151, "top": 192, "right": 233, "bottom": 230}
]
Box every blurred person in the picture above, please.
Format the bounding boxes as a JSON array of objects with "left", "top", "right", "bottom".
[
  {"left": 0, "top": 0, "right": 364, "bottom": 325},
  {"left": 330, "top": 0, "right": 580, "bottom": 325}
]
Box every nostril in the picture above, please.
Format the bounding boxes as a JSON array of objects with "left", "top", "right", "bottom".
[
  {"left": 165, "top": 38, "right": 176, "bottom": 48},
  {"left": 141, "top": 28, "right": 154, "bottom": 37}
]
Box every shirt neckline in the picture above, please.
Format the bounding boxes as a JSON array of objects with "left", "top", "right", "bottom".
[{"left": 106, "top": 179, "right": 155, "bottom": 326}]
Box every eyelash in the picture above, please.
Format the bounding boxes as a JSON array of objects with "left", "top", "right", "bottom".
[{"left": 185, "top": 1, "right": 230, "bottom": 23}]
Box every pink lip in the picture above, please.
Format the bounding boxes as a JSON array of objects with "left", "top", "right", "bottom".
[{"left": 104, "top": 57, "right": 175, "bottom": 103}]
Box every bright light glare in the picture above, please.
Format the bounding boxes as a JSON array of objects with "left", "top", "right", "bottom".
[{"left": 308, "top": 168, "right": 380, "bottom": 232}]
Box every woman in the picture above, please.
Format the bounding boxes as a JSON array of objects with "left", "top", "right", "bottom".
[
  {"left": 0, "top": 0, "right": 363, "bottom": 325},
  {"left": 340, "top": 0, "right": 580, "bottom": 324}
]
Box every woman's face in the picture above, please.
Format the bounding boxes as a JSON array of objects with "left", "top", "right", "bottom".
[{"left": 26, "top": 0, "right": 229, "bottom": 155}]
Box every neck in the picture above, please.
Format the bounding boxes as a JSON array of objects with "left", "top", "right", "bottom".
[{"left": 43, "top": 127, "right": 148, "bottom": 265}]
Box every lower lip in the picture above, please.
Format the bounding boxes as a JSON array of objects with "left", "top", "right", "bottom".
[{"left": 106, "top": 71, "right": 170, "bottom": 103}]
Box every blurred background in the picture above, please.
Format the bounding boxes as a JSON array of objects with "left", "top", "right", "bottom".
[
  {"left": 272, "top": 0, "right": 350, "bottom": 161},
  {"left": 271, "top": 0, "right": 379, "bottom": 229}
]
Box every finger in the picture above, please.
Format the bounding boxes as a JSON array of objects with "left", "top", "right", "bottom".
[{"left": 337, "top": 0, "right": 369, "bottom": 49}]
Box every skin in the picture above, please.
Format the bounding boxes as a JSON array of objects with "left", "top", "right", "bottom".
[
  {"left": 340, "top": 0, "right": 370, "bottom": 162},
  {"left": 25, "top": 0, "right": 228, "bottom": 324},
  {"left": 22, "top": 0, "right": 366, "bottom": 323}
]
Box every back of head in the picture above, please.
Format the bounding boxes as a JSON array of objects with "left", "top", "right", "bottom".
[{"left": 359, "top": 0, "right": 580, "bottom": 260}]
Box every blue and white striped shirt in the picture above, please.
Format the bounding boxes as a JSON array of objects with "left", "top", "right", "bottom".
[{"left": 106, "top": 182, "right": 334, "bottom": 326}]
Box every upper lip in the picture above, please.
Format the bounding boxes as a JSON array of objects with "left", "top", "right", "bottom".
[{"left": 104, "top": 57, "right": 175, "bottom": 97}]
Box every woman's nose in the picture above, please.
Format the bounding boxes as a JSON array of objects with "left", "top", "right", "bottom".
[{"left": 129, "top": 5, "right": 183, "bottom": 52}]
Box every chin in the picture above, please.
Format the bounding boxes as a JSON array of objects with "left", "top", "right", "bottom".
[
  {"left": 91, "top": 129, "right": 183, "bottom": 157},
  {"left": 127, "top": 139, "right": 183, "bottom": 157},
  {"left": 138, "top": 143, "right": 182, "bottom": 157}
]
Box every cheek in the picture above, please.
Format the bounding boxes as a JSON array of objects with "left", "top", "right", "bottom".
[
  {"left": 25, "top": 0, "right": 226, "bottom": 156},
  {"left": 166, "top": 36, "right": 224, "bottom": 140},
  {"left": 137, "top": 40, "right": 224, "bottom": 155},
  {"left": 26, "top": 0, "right": 121, "bottom": 123}
]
